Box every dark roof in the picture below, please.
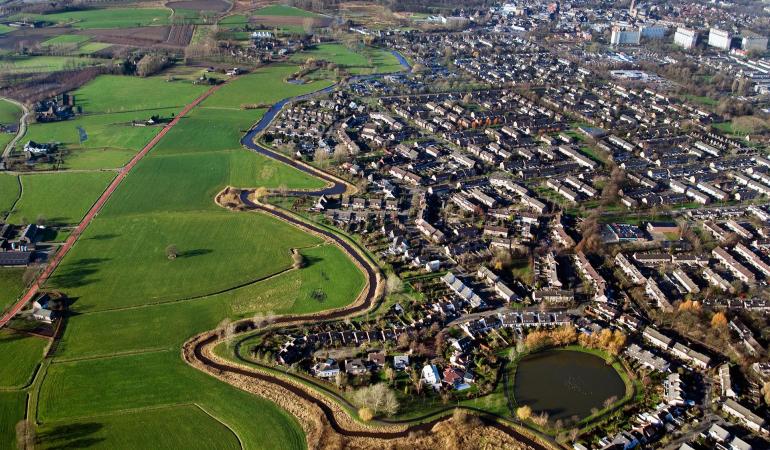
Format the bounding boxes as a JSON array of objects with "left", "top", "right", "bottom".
[{"left": 0, "top": 251, "right": 32, "bottom": 266}]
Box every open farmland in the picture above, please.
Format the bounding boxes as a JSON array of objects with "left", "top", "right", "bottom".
[
  {"left": 29, "top": 58, "right": 366, "bottom": 449},
  {"left": 0, "top": 268, "right": 26, "bottom": 313},
  {"left": 254, "top": 5, "right": 321, "bottom": 17},
  {"left": 0, "top": 55, "right": 101, "bottom": 74},
  {"left": 7, "top": 171, "right": 116, "bottom": 225},
  {"left": 0, "top": 330, "right": 48, "bottom": 389},
  {"left": 37, "top": 404, "right": 242, "bottom": 450},
  {"left": 0, "top": 174, "right": 20, "bottom": 216},
  {"left": 167, "top": 0, "right": 231, "bottom": 13},
  {"left": 292, "top": 43, "right": 403, "bottom": 74},
  {"left": 16, "top": 8, "right": 172, "bottom": 30},
  {"left": 0, "top": 392, "right": 26, "bottom": 450},
  {"left": 21, "top": 75, "right": 208, "bottom": 169}
]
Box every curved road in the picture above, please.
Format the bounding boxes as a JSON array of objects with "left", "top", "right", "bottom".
[{"left": 1, "top": 96, "right": 30, "bottom": 161}]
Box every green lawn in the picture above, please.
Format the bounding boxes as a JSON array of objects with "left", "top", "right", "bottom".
[
  {"left": 0, "top": 391, "right": 26, "bottom": 450},
  {"left": 0, "top": 267, "right": 26, "bottom": 313},
  {"left": 254, "top": 5, "right": 320, "bottom": 17},
  {"left": 0, "top": 24, "right": 13, "bottom": 35},
  {"left": 0, "top": 55, "right": 100, "bottom": 74},
  {"left": 17, "top": 8, "right": 171, "bottom": 29},
  {"left": 0, "top": 173, "right": 20, "bottom": 216},
  {"left": 7, "top": 171, "right": 115, "bottom": 225},
  {"left": 0, "top": 330, "right": 48, "bottom": 389},
  {"left": 37, "top": 405, "right": 241, "bottom": 450},
  {"left": 0, "top": 97, "right": 23, "bottom": 124}
]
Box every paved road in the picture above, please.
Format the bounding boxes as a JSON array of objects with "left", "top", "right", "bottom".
[
  {"left": 0, "top": 83, "right": 226, "bottom": 328},
  {"left": 1, "top": 97, "right": 30, "bottom": 161}
]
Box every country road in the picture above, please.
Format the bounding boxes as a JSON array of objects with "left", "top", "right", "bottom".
[
  {"left": 1, "top": 96, "right": 30, "bottom": 162},
  {"left": 0, "top": 82, "right": 226, "bottom": 328}
]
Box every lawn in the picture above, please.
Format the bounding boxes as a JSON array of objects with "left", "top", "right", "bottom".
[
  {"left": 7, "top": 171, "right": 115, "bottom": 225},
  {"left": 0, "top": 330, "right": 48, "bottom": 389},
  {"left": 0, "top": 55, "right": 100, "bottom": 74},
  {"left": 0, "top": 173, "right": 20, "bottom": 216},
  {"left": 0, "top": 97, "right": 23, "bottom": 124},
  {"left": 254, "top": 5, "right": 320, "bottom": 17},
  {"left": 79, "top": 42, "right": 112, "bottom": 54},
  {"left": 684, "top": 94, "right": 717, "bottom": 107},
  {"left": 37, "top": 405, "right": 241, "bottom": 450},
  {"left": 0, "top": 267, "right": 26, "bottom": 313},
  {"left": 18, "top": 8, "right": 171, "bottom": 29},
  {"left": 0, "top": 391, "right": 26, "bottom": 450}
]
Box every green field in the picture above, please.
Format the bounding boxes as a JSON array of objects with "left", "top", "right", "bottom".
[
  {"left": 0, "top": 173, "right": 20, "bottom": 216},
  {"left": 0, "top": 267, "right": 26, "bottom": 313},
  {"left": 0, "top": 24, "right": 13, "bottom": 34},
  {"left": 42, "top": 34, "right": 91, "bottom": 46},
  {"left": 0, "top": 391, "right": 26, "bottom": 450},
  {"left": 37, "top": 404, "right": 241, "bottom": 450},
  {"left": 293, "top": 43, "right": 403, "bottom": 74},
  {"left": 17, "top": 8, "right": 171, "bottom": 29},
  {"left": 7, "top": 172, "right": 115, "bottom": 225},
  {"left": 38, "top": 350, "right": 305, "bottom": 449},
  {"left": 254, "top": 5, "right": 320, "bottom": 17},
  {"left": 0, "top": 55, "right": 100, "bottom": 74},
  {"left": 31, "top": 61, "right": 372, "bottom": 448},
  {"left": 0, "top": 330, "right": 48, "bottom": 389},
  {"left": 21, "top": 75, "right": 208, "bottom": 169}
]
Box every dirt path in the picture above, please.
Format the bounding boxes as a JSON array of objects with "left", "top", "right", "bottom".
[{"left": 0, "top": 82, "right": 227, "bottom": 328}]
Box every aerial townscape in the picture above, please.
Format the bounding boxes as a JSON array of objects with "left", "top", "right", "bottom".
[{"left": 3, "top": 0, "right": 770, "bottom": 449}]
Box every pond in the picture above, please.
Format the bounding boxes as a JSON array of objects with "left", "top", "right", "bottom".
[{"left": 513, "top": 349, "right": 626, "bottom": 422}]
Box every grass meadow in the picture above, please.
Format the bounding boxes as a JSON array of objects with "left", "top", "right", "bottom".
[
  {"left": 0, "top": 330, "right": 48, "bottom": 389},
  {"left": 24, "top": 61, "right": 376, "bottom": 448},
  {"left": 0, "top": 55, "right": 100, "bottom": 74},
  {"left": 254, "top": 5, "right": 320, "bottom": 17},
  {"left": 0, "top": 267, "right": 26, "bottom": 313},
  {"left": 15, "top": 8, "right": 171, "bottom": 29},
  {"left": 293, "top": 43, "right": 403, "bottom": 74},
  {"left": 0, "top": 392, "right": 27, "bottom": 450},
  {"left": 0, "top": 98, "right": 22, "bottom": 150},
  {"left": 7, "top": 171, "right": 116, "bottom": 225},
  {"left": 0, "top": 173, "right": 20, "bottom": 216}
]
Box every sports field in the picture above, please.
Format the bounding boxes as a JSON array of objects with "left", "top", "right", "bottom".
[
  {"left": 30, "top": 61, "right": 370, "bottom": 448},
  {"left": 7, "top": 171, "right": 116, "bottom": 225},
  {"left": 0, "top": 330, "right": 48, "bottom": 389}
]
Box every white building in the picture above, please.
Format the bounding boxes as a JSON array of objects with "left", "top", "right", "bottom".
[
  {"left": 611, "top": 26, "right": 641, "bottom": 46},
  {"left": 708, "top": 28, "right": 731, "bottom": 51},
  {"left": 674, "top": 27, "right": 698, "bottom": 49},
  {"left": 421, "top": 364, "right": 442, "bottom": 389}
]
